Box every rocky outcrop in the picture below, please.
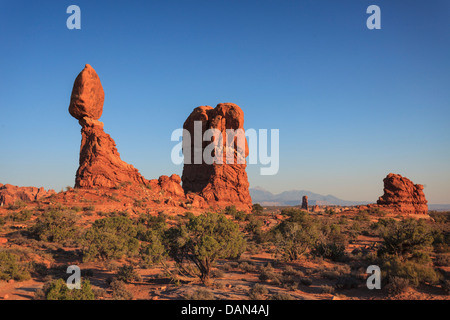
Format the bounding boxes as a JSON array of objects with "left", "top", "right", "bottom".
[
  {"left": 301, "top": 196, "right": 308, "bottom": 210},
  {"left": 376, "top": 173, "right": 428, "bottom": 215},
  {"left": 148, "top": 174, "right": 185, "bottom": 197},
  {"left": 0, "top": 183, "right": 55, "bottom": 206},
  {"left": 181, "top": 103, "right": 252, "bottom": 210},
  {"left": 70, "top": 65, "right": 147, "bottom": 188}
]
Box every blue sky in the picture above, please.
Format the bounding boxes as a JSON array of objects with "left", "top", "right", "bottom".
[{"left": 0, "top": 0, "right": 449, "bottom": 203}]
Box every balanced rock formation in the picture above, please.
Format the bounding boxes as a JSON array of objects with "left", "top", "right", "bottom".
[
  {"left": 0, "top": 183, "right": 55, "bottom": 207},
  {"left": 70, "top": 65, "right": 147, "bottom": 188},
  {"left": 376, "top": 173, "right": 428, "bottom": 215},
  {"left": 181, "top": 103, "right": 252, "bottom": 211},
  {"left": 301, "top": 195, "right": 308, "bottom": 210}
]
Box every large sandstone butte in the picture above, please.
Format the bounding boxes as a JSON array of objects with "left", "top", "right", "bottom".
[
  {"left": 0, "top": 183, "right": 55, "bottom": 207},
  {"left": 376, "top": 173, "right": 428, "bottom": 215},
  {"left": 69, "top": 64, "right": 147, "bottom": 188},
  {"left": 181, "top": 103, "right": 252, "bottom": 211}
]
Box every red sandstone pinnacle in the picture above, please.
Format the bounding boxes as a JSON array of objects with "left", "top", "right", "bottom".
[
  {"left": 69, "top": 64, "right": 105, "bottom": 121},
  {"left": 181, "top": 103, "right": 252, "bottom": 210},
  {"left": 74, "top": 117, "right": 147, "bottom": 188},
  {"left": 70, "top": 65, "right": 147, "bottom": 188},
  {"left": 376, "top": 173, "right": 428, "bottom": 215},
  {"left": 301, "top": 196, "right": 308, "bottom": 210}
]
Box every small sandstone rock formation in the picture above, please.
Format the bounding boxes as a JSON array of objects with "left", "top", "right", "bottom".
[
  {"left": 70, "top": 65, "right": 147, "bottom": 188},
  {"left": 181, "top": 103, "right": 252, "bottom": 210},
  {"left": 301, "top": 195, "right": 308, "bottom": 210},
  {"left": 376, "top": 173, "right": 428, "bottom": 215},
  {"left": 0, "top": 183, "right": 55, "bottom": 206},
  {"left": 148, "top": 174, "right": 185, "bottom": 198}
]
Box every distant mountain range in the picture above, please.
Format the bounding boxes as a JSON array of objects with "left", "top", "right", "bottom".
[
  {"left": 250, "top": 187, "right": 370, "bottom": 207},
  {"left": 250, "top": 187, "right": 450, "bottom": 211}
]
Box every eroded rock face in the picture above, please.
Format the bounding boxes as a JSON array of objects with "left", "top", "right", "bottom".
[
  {"left": 0, "top": 184, "right": 55, "bottom": 206},
  {"left": 376, "top": 173, "right": 428, "bottom": 215},
  {"left": 70, "top": 65, "right": 147, "bottom": 188},
  {"left": 181, "top": 103, "right": 252, "bottom": 210}
]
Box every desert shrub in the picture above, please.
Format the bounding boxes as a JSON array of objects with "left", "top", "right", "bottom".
[
  {"left": 381, "top": 257, "right": 441, "bottom": 287},
  {"left": 239, "top": 261, "right": 258, "bottom": 273},
  {"left": 335, "top": 275, "right": 360, "bottom": 290},
  {"left": 29, "top": 209, "right": 79, "bottom": 245},
  {"left": 224, "top": 205, "right": 237, "bottom": 216},
  {"left": 83, "top": 205, "right": 95, "bottom": 213},
  {"left": 312, "top": 243, "right": 346, "bottom": 262},
  {"left": 105, "top": 260, "right": 120, "bottom": 272},
  {"left": 34, "top": 278, "right": 95, "bottom": 300},
  {"left": 258, "top": 264, "right": 281, "bottom": 284},
  {"left": 136, "top": 213, "right": 167, "bottom": 236},
  {"left": 223, "top": 205, "right": 246, "bottom": 221},
  {"left": 375, "top": 219, "right": 441, "bottom": 287},
  {"left": 252, "top": 204, "right": 264, "bottom": 215},
  {"left": 185, "top": 288, "right": 215, "bottom": 300},
  {"left": 31, "top": 262, "right": 49, "bottom": 277},
  {"left": 8, "top": 200, "right": 27, "bottom": 210},
  {"left": 280, "top": 208, "right": 308, "bottom": 220},
  {"left": 429, "top": 211, "right": 450, "bottom": 224},
  {"left": 219, "top": 262, "right": 236, "bottom": 272},
  {"left": 0, "top": 250, "right": 31, "bottom": 281},
  {"left": 377, "top": 218, "right": 433, "bottom": 260},
  {"left": 82, "top": 216, "right": 139, "bottom": 261},
  {"left": 271, "top": 213, "right": 320, "bottom": 261},
  {"left": 210, "top": 268, "right": 225, "bottom": 278},
  {"left": 234, "top": 211, "right": 247, "bottom": 221},
  {"left": 135, "top": 213, "right": 168, "bottom": 268},
  {"left": 435, "top": 254, "right": 450, "bottom": 267},
  {"left": 245, "top": 216, "right": 263, "bottom": 238},
  {"left": 9, "top": 209, "right": 33, "bottom": 222},
  {"left": 109, "top": 279, "right": 133, "bottom": 300},
  {"left": 165, "top": 212, "right": 246, "bottom": 283},
  {"left": 320, "top": 285, "right": 335, "bottom": 294},
  {"left": 300, "top": 278, "right": 312, "bottom": 286},
  {"left": 322, "top": 270, "right": 341, "bottom": 280},
  {"left": 140, "top": 229, "right": 167, "bottom": 268},
  {"left": 282, "top": 266, "right": 304, "bottom": 278},
  {"left": 116, "top": 265, "right": 142, "bottom": 283},
  {"left": 248, "top": 283, "right": 268, "bottom": 300},
  {"left": 385, "top": 276, "right": 410, "bottom": 295},
  {"left": 354, "top": 211, "right": 370, "bottom": 222},
  {"left": 441, "top": 279, "right": 450, "bottom": 294},
  {"left": 269, "top": 292, "right": 295, "bottom": 300}
]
